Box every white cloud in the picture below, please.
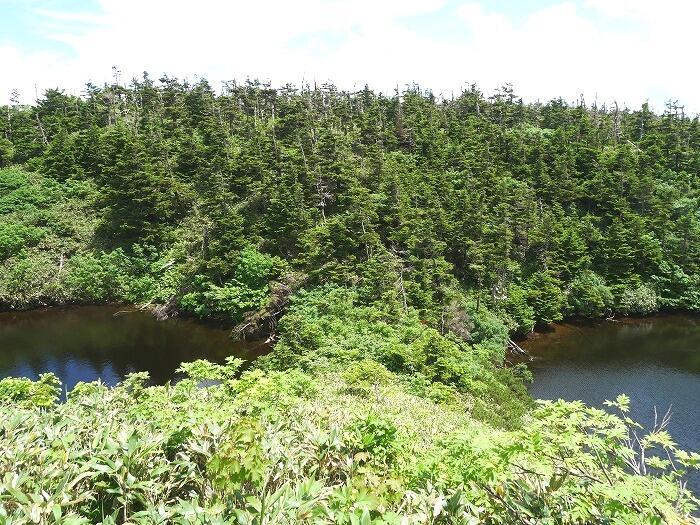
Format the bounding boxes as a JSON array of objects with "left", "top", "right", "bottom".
[
  {"left": 454, "top": 1, "right": 650, "bottom": 106},
  {"left": 2, "top": 0, "right": 699, "bottom": 113}
]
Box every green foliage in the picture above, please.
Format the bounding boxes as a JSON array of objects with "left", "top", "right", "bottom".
[
  {"left": 1, "top": 79, "right": 699, "bottom": 327},
  {"left": 653, "top": 262, "right": 700, "bottom": 312},
  {"left": 0, "top": 373, "right": 61, "bottom": 407},
  {"left": 498, "top": 284, "right": 536, "bottom": 334},
  {"left": 96, "top": 121, "right": 186, "bottom": 246},
  {"left": 234, "top": 246, "right": 288, "bottom": 289},
  {"left": 568, "top": 270, "right": 614, "bottom": 318},
  {"left": 464, "top": 300, "right": 510, "bottom": 347},
  {"left": 342, "top": 359, "right": 395, "bottom": 394},
  {"left": 180, "top": 247, "right": 286, "bottom": 322},
  {"left": 208, "top": 419, "right": 268, "bottom": 493},
  {"left": 177, "top": 356, "right": 244, "bottom": 382},
  {"left": 180, "top": 275, "right": 269, "bottom": 321},
  {"left": 63, "top": 250, "right": 131, "bottom": 302},
  {"left": 423, "top": 381, "right": 461, "bottom": 406},
  {"left": 348, "top": 413, "right": 399, "bottom": 463},
  {"left": 261, "top": 286, "right": 531, "bottom": 428},
  {"left": 0, "top": 222, "right": 44, "bottom": 260},
  {"left": 618, "top": 283, "right": 660, "bottom": 315},
  {"left": 42, "top": 128, "right": 79, "bottom": 181},
  {"left": 0, "top": 136, "right": 14, "bottom": 167},
  {"left": 0, "top": 369, "right": 695, "bottom": 523},
  {"left": 231, "top": 368, "right": 317, "bottom": 415},
  {"left": 415, "top": 396, "right": 700, "bottom": 524},
  {"left": 526, "top": 271, "right": 567, "bottom": 325},
  {"left": 0, "top": 167, "right": 61, "bottom": 215},
  {"left": 0, "top": 252, "right": 61, "bottom": 308}
]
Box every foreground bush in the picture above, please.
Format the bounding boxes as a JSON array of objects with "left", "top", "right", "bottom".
[{"left": 0, "top": 365, "right": 697, "bottom": 524}]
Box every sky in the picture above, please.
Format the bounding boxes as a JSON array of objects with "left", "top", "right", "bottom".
[{"left": 1, "top": 0, "right": 699, "bottom": 112}]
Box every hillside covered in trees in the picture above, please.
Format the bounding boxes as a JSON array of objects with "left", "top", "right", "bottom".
[
  {"left": 1, "top": 78, "right": 699, "bottom": 325},
  {"left": 0, "top": 77, "right": 699, "bottom": 523}
]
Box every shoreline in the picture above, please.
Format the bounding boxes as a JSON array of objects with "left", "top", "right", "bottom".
[{"left": 517, "top": 310, "right": 700, "bottom": 345}]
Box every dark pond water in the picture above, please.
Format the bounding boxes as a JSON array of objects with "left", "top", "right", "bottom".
[
  {"left": 0, "top": 305, "right": 268, "bottom": 390},
  {"left": 523, "top": 315, "right": 700, "bottom": 496}
]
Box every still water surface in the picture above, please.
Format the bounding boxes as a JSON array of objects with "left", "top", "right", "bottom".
[
  {"left": 0, "top": 305, "right": 267, "bottom": 390},
  {"left": 523, "top": 315, "right": 700, "bottom": 495}
]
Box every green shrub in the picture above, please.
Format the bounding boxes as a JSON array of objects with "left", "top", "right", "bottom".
[
  {"left": 0, "top": 137, "right": 14, "bottom": 167},
  {"left": 499, "top": 284, "right": 536, "bottom": 334},
  {"left": 348, "top": 413, "right": 398, "bottom": 463},
  {"left": 208, "top": 419, "right": 267, "bottom": 493},
  {"left": 652, "top": 263, "right": 700, "bottom": 312},
  {"left": 180, "top": 274, "right": 269, "bottom": 321},
  {"left": 0, "top": 368, "right": 695, "bottom": 523},
  {"left": 180, "top": 248, "right": 285, "bottom": 322},
  {"left": 526, "top": 271, "right": 567, "bottom": 324},
  {"left": 262, "top": 286, "right": 531, "bottom": 427},
  {"left": 63, "top": 250, "right": 131, "bottom": 302},
  {"left": 424, "top": 382, "right": 460, "bottom": 406},
  {"left": 464, "top": 300, "right": 510, "bottom": 346},
  {"left": 0, "top": 373, "right": 61, "bottom": 408},
  {"left": 0, "top": 252, "right": 60, "bottom": 308},
  {"left": 0, "top": 222, "right": 45, "bottom": 260},
  {"left": 618, "top": 283, "right": 659, "bottom": 315},
  {"left": 342, "top": 359, "right": 395, "bottom": 395},
  {"left": 568, "top": 270, "right": 614, "bottom": 318}
]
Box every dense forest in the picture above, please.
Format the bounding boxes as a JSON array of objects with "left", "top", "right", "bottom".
[
  {"left": 0, "top": 76, "right": 699, "bottom": 523},
  {"left": 2, "top": 77, "right": 699, "bottom": 325}
]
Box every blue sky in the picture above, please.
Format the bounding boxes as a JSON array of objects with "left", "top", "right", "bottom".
[
  {"left": 1, "top": 0, "right": 97, "bottom": 51},
  {"left": 1, "top": 0, "right": 697, "bottom": 112}
]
